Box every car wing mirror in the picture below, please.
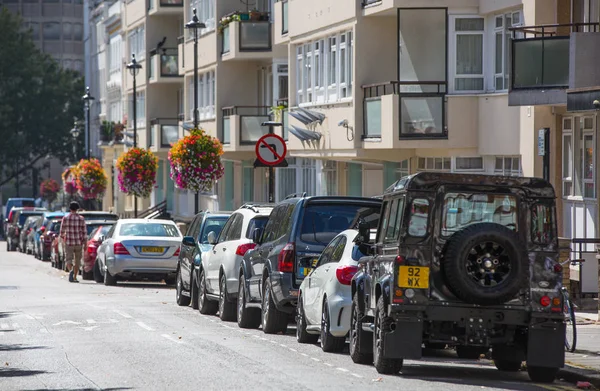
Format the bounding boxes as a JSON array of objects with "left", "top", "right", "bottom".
[
  {"left": 207, "top": 231, "right": 217, "bottom": 245},
  {"left": 252, "top": 227, "right": 263, "bottom": 244},
  {"left": 182, "top": 236, "right": 196, "bottom": 247}
]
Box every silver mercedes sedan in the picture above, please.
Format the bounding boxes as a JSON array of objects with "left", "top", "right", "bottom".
[{"left": 94, "top": 219, "right": 182, "bottom": 286}]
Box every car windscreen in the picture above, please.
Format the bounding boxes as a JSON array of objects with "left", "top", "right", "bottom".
[
  {"left": 19, "top": 212, "right": 44, "bottom": 226},
  {"left": 87, "top": 223, "right": 114, "bottom": 236},
  {"left": 119, "top": 223, "right": 180, "bottom": 237},
  {"left": 50, "top": 221, "right": 62, "bottom": 232},
  {"left": 299, "top": 203, "right": 382, "bottom": 245},
  {"left": 245, "top": 216, "right": 268, "bottom": 238},
  {"left": 198, "top": 218, "right": 228, "bottom": 244},
  {"left": 80, "top": 213, "right": 119, "bottom": 221}
]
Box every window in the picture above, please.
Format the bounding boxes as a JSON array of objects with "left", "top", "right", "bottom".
[
  {"left": 384, "top": 198, "right": 404, "bottom": 243},
  {"left": 276, "top": 158, "right": 316, "bottom": 201},
  {"left": 494, "top": 10, "right": 522, "bottom": 91},
  {"left": 27, "top": 22, "right": 40, "bottom": 39},
  {"left": 200, "top": 218, "right": 227, "bottom": 243},
  {"left": 128, "top": 26, "right": 145, "bottom": 61},
  {"left": 62, "top": 22, "right": 72, "bottom": 40},
  {"left": 316, "top": 236, "right": 342, "bottom": 268},
  {"left": 128, "top": 91, "right": 146, "bottom": 128},
  {"left": 531, "top": 203, "right": 555, "bottom": 244},
  {"left": 442, "top": 193, "right": 517, "bottom": 236},
  {"left": 320, "top": 160, "right": 338, "bottom": 196},
  {"left": 43, "top": 22, "right": 60, "bottom": 40},
  {"left": 296, "top": 31, "right": 353, "bottom": 105},
  {"left": 73, "top": 23, "right": 83, "bottom": 41},
  {"left": 245, "top": 216, "right": 268, "bottom": 239},
  {"left": 189, "top": 0, "right": 215, "bottom": 36},
  {"left": 109, "top": 35, "right": 122, "bottom": 74},
  {"left": 495, "top": 156, "right": 521, "bottom": 176},
  {"left": 223, "top": 214, "right": 243, "bottom": 242},
  {"left": 408, "top": 198, "right": 429, "bottom": 237},
  {"left": 563, "top": 116, "right": 595, "bottom": 198},
  {"left": 119, "top": 223, "right": 181, "bottom": 237},
  {"left": 452, "top": 17, "right": 484, "bottom": 92},
  {"left": 455, "top": 157, "right": 484, "bottom": 171},
  {"left": 417, "top": 157, "right": 451, "bottom": 171},
  {"left": 188, "top": 70, "right": 215, "bottom": 120}
]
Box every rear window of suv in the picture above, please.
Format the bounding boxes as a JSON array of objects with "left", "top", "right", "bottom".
[
  {"left": 442, "top": 192, "right": 517, "bottom": 236},
  {"left": 299, "top": 203, "right": 381, "bottom": 245}
]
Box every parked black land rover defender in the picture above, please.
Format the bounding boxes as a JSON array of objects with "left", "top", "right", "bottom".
[{"left": 350, "top": 172, "right": 564, "bottom": 384}]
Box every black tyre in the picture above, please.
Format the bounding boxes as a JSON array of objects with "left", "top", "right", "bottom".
[
  {"left": 320, "top": 297, "right": 345, "bottom": 353},
  {"left": 237, "top": 275, "right": 261, "bottom": 329},
  {"left": 82, "top": 271, "right": 93, "bottom": 280},
  {"left": 93, "top": 260, "right": 103, "bottom": 283},
  {"left": 219, "top": 273, "right": 236, "bottom": 321},
  {"left": 527, "top": 365, "right": 558, "bottom": 383},
  {"left": 176, "top": 268, "right": 191, "bottom": 307},
  {"left": 373, "top": 297, "right": 403, "bottom": 374},
  {"left": 494, "top": 359, "right": 522, "bottom": 372},
  {"left": 443, "top": 223, "right": 527, "bottom": 306},
  {"left": 198, "top": 269, "right": 218, "bottom": 315},
  {"left": 564, "top": 295, "right": 577, "bottom": 353},
  {"left": 164, "top": 276, "right": 176, "bottom": 286},
  {"left": 103, "top": 267, "right": 117, "bottom": 286},
  {"left": 262, "top": 279, "right": 288, "bottom": 334},
  {"left": 296, "top": 294, "right": 318, "bottom": 344},
  {"left": 349, "top": 293, "right": 372, "bottom": 364},
  {"left": 191, "top": 272, "right": 199, "bottom": 310},
  {"left": 456, "top": 345, "right": 485, "bottom": 360}
]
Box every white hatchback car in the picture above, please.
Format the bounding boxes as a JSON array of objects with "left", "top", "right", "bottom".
[
  {"left": 297, "top": 229, "right": 368, "bottom": 352},
  {"left": 94, "top": 219, "right": 182, "bottom": 286},
  {"left": 199, "top": 204, "right": 273, "bottom": 321}
]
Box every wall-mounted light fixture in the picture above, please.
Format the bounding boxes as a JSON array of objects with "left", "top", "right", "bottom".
[{"left": 338, "top": 119, "right": 353, "bottom": 141}]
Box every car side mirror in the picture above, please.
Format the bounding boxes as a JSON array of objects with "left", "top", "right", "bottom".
[
  {"left": 207, "top": 231, "right": 217, "bottom": 245},
  {"left": 356, "top": 222, "right": 370, "bottom": 244},
  {"left": 252, "top": 227, "right": 263, "bottom": 244},
  {"left": 98, "top": 235, "right": 106, "bottom": 243},
  {"left": 182, "top": 236, "right": 196, "bottom": 247}
]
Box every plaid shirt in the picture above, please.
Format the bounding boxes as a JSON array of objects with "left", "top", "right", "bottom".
[{"left": 60, "top": 212, "right": 87, "bottom": 246}]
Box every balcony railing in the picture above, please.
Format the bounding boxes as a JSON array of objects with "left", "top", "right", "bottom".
[
  {"left": 149, "top": 48, "right": 179, "bottom": 79},
  {"left": 362, "top": 81, "right": 447, "bottom": 139},
  {"left": 150, "top": 118, "right": 180, "bottom": 148},
  {"left": 510, "top": 23, "right": 599, "bottom": 90},
  {"left": 221, "top": 20, "right": 272, "bottom": 54},
  {"left": 362, "top": 0, "right": 382, "bottom": 6},
  {"left": 221, "top": 106, "right": 271, "bottom": 145}
]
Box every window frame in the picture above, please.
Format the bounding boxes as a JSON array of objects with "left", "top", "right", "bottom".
[
  {"left": 492, "top": 10, "right": 522, "bottom": 92},
  {"left": 454, "top": 156, "right": 485, "bottom": 172},
  {"left": 383, "top": 197, "right": 405, "bottom": 244},
  {"left": 450, "top": 15, "right": 486, "bottom": 93},
  {"left": 581, "top": 117, "right": 595, "bottom": 199},
  {"left": 417, "top": 157, "right": 451, "bottom": 171}
]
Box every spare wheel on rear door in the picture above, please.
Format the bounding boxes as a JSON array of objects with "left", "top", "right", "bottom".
[{"left": 442, "top": 223, "right": 528, "bottom": 306}]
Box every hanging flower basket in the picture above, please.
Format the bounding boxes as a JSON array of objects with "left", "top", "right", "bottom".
[
  {"left": 75, "top": 158, "right": 108, "bottom": 200},
  {"left": 168, "top": 128, "right": 224, "bottom": 193},
  {"left": 61, "top": 166, "right": 78, "bottom": 196},
  {"left": 116, "top": 147, "right": 158, "bottom": 198},
  {"left": 40, "top": 179, "right": 60, "bottom": 203}
]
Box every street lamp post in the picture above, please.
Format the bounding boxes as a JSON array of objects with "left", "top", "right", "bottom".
[
  {"left": 185, "top": 8, "right": 206, "bottom": 214},
  {"left": 82, "top": 87, "right": 95, "bottom": 159},
  {"left": 126, "top": 53, "right": 142, "bottom": 218},
  {"left": 70, "top": 121, "right": 80, "bottom": 162}
]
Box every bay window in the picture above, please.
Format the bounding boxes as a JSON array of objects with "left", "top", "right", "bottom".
[
  {"left": 455, "top": 157, "right": 484, "bottom": 171},
  {"left": 417, "top": 157, "right": 451, "bottom": 171},
  {"left": 494, "top": 156, "right": 521, "bottom": 176},
  {"left": 189, "top": 0, "right": 215, "bottom": 35},
  {"left": 562, "top": 116, "right": 595, "bottom": 199},
  {"left": 296, "top": 30, "right": 353, "bottom": 105},
  {"left": 188, "top": 70, "right": 216, "bottom": 120},
  {"left": 451, "top": 17, "right": 484, "bottom": 92},
  {"left": 494, "top": 11, "right": 521, "bottom": 91},
  {"left": 128, "top": 26, "right": 145, "bottom": 61}
]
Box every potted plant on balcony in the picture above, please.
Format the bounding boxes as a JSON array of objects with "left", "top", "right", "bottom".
[
  {"left": 116, "top": 147, "right": 159, "bottom": 198},
  {"left": 74, "top": 158, "right": 108, "bottom": 201},
  {"left": 218, "top": 13, "right": 241, "bottom": 34},
  {"left": 249, "top": 9, "right": 261, "bottom": 21},
  {"left": 271, "top": 101, "right": 288, "bottom": 122},
  {"left": 167, "top": 128, "right": 224, "bottom": 193},
  {"left": 100, "top": 121, "right": 115, "bottom": 143}
]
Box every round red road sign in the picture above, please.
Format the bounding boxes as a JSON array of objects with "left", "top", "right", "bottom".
[{"left": 255, "top": 133, "right": 287, "bottom": 166}]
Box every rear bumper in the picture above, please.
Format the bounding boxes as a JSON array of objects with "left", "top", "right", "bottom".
[
  {"left": 107, "top": 255, "right": 178, "bottom": 275},
  {"left": 327, "top": 293, "right": 352, "bottom": 338},
  {"left": 270, "top": 272, "right": 298, "bottom": 314}
]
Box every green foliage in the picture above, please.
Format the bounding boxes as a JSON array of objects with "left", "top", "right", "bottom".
[{"left": 0, "top": 7, "right": 84, "bottom": 180}]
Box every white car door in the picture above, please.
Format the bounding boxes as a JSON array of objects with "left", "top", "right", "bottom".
[
  {"left": 316, "top": 235, "right": 348, "bottom": 316},
  {"left": 304, "top": 237, "right": 341, "bottom": 325},
  {"left": 204, "top": 217, "right": 233, "bottom": 293}
]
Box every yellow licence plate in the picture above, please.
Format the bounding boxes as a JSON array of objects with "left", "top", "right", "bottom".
[
  {"left": 141, "top": 247, "right": 163, "bottom": 253},
  {"left": 397, "top": 266, "right": 429, "bottom": 289}
]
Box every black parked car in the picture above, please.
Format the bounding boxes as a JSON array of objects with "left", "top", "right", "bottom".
[
  {"left": 175, "top": 211, "right": 231, "bottom": 308},
  {"left": 350, "top": 172, "right": 564, "bottom": 384},
  {"left": 237, "top": 195, "right": 382, "bottom": 333}
]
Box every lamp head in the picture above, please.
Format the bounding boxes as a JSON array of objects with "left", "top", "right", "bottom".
[
  {"left": 338, "top": 119, "right": 349, "bottom": 127},
  {"left": 185, "top": 8, "right": 206, "bottom": 30},
  {"left": 126, "top": 53, "right": 142, "bottom": 76}
]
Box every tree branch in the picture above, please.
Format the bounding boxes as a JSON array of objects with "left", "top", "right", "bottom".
[{"left": 0, "top": 154, "right": 45, "bottom": 187}]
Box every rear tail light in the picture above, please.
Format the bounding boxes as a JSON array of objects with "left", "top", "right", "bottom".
[
  {"left": 335, "top": 265, "right": 359, "bottom": 286},
  {"left": 278, "top": 243, "right": 295, "bottom": 273},
  {"left": 87, "top": 241, "right": 98, "bottom": 254},
  {"left": 236, "top": 243, "right": 257, "bottom": 256},
  {"left": 173, "top": 247, "right": 180, "bottom": 257},
  {"left": 540, "top": 296, "right": 551, "bottom": 307},
  {"left": 553, "top": 264, "right": 563, "bottom": 273},
  {"left": 395, "top": 255, "right": 405, "bottom": 265},
  {"left": 113, "top": 242, "right": 130, "bottom": 255},
  {"left": 552, "top": 297, "right": 562, "bottom": 306}
]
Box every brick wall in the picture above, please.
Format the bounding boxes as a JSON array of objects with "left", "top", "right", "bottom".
[{"left": 558, "top": 237, "right": 571, "bottom": 290}]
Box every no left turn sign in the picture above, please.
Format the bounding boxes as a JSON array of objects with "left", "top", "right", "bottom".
[{"left": 255, "top": 133, "right": 287, "bottom": 166}]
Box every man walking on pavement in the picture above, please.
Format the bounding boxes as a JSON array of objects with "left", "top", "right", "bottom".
[{"left": 60, "top": 201, "right": 87, "bottom": 283}]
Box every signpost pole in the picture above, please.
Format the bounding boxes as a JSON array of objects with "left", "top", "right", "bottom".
[{"left": 256, "top": 122, "right": 287, "bottom": 204}]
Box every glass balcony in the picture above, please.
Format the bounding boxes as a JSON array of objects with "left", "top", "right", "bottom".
[
  {"left": 149, "top": 48, "right": 180, "bottom": 82},
  {"left": 512, "top": 37, "right": 569, "bottom": 89},
  {"left": 221, "top": 106, "right": 271, "bottom": 148},
  {"left": 221, "top": 20, "right": 272, "bottom": 55}
]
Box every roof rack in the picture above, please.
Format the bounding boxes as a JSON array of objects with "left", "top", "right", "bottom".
[
  {"left": 285, "top": 192, "right": 307, "bottom": 200},
  {"left": 239, "top": 203, "right": 275, "bottom": 213}
]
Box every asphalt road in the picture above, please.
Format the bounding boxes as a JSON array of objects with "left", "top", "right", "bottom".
[{"left": 0, "top": 246, "right": 580, "bottom": 391}]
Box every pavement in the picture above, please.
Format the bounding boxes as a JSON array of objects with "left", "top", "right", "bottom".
[{"left": 0, "top": 247, "right": 594, "bottom": 391}]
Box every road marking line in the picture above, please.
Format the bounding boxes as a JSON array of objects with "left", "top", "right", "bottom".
[
  {"left": 222, "top": 325, "right": 233, "bottom": 329},
  {"left": 300, "top": 353, "right": 309, "bottom": 357},
  {"left": 39, "top": 328, "right": 49, "bottom": 334},
  {"left": 351, "top": 373, "right": 363, "bottom": 378},
  {"left": 161, "top": 334, "right": 185, "bottom": 344},
  {"left": 1, "top": 323, "right": 8, "bottom": 329},
  {"left": 79, "top": 326, "right": 98, "bottom": 332},
  {"left": 269, "top": 340, "right": 277, "bottom": 344},
  {"left": 87, "top": 303, "right": 106, "bottom": 310},
  {"left": 53, "top": 321, "right": 81, "bottom": 326},
  {"left": 260, "top": 337, "right": 268, "bottom": 341},
  {"left": 324, "top": 363, "right": 333, "bottom": 367},
  {"left": 311, "top": 357, "right": 320, "bottom": 362},
  {"left": 252, "top": 335, "right": 261, "bottom": 339},
  {"left": 279, "top": 344, "right": 287, "bottom": 348},
  {"left": 113, "top": 310, "right": 133, "bottom": 319},
  {"left": 86, "top": 319, "right": 96, "bottom": 324},
  {"left": 289, "top": 348, "right": 297, "bottom": 352},
  {"left": 336, "top": 368, "right": 349, "bottom": 373},
  {"left": 136, "top": 322, "right": 154, "bottom": 331}
]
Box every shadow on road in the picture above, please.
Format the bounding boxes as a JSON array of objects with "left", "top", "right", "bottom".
[
  {"left": 112, "top": 282, "right": 174, "bottom": 290},
  {"left": 0, "top": 311, "right": 16, "bottom": 318},
  {"left": 0, "top": 344, "right": 48, "bottom": 352},
  {"left": 0, "top": 367, "right": 48, "bottom": 378},
  {"left": 22, "top": 389, "right": 132, "bottom": 391}
]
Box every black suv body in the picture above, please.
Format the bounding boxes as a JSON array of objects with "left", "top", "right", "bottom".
[
  {"left": 238, "top": 196, "right": 382, "bottom": 333},
  {"left": 350, "top": 172, "right": 564, "bottom": 383}
]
